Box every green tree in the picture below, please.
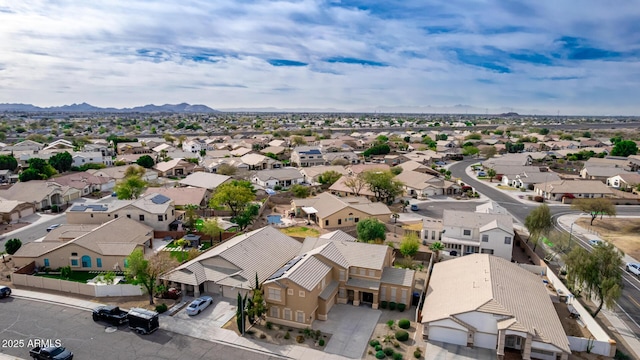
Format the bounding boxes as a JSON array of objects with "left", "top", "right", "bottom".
[
  {"left": 18, "top": 168, "right": 42, "bottom": 182},
  {"left": 114, "top": 173, "right": 147, "bottom": 199},
  {"left": 48, "top": 151, "right": 73, "bottom": 173},
  {"left": 363, "top": 144, "right": 391, "bottom": 157},
  {"left": 390, "top": 166, "right": 403, "bottom": 176},
  {"left": 564, "top": 242, "right": 623, "bottom": 317},
  {"left": 480, "top": 146, "right": 497, "bottom": 159},
  {"left": 376, "top": 135, "right": 389, "bottom": 143},
  {"left": 399, "top": 234, "right": 420, "bottom": 260},
  {"left": 538, "top": 128, "right": 550, "bottom": 135},
  {"left": 391, "top": 213, "right": 400, "bottom": 223},
  {"left": 486, "top": 169, "right": 497, "bottom": 182},
  {"left": 0, "top": 154, "right": 18, "bottom": 171},
  {"left": 571, "top": 198, "right": 617, "bottom": 226},
  {"left": 125, "top": 249, "right": 179, "bottom": 305},
  {"left": 343, "top": 174, "right": 367, "bottom": 196},
  {"left": 136, "top": 155, "right": 155, "bottom": 168},
  {"left": 462, "top": 146, "right": 480, "bottom": 156},
  {"left": 236, "top": 293, "right": 247, "bottom": 335},
  {"left": 232, "top": 203, "right": 260, "bottom": 231},
  {"left": 524, "top": 204, "right": 553, "bottom": 252},
  {"left": 216, "top": 163, "right": 237, "bottom": 176},
  {"left": 611, "top": 140, "right": 638, "bottom": 157},
  {"left": 290, "top": 184, "right": 310, "bottom": 198},
  {"left": 356, "top": 218, "right": 386, "bottom": 243},
  {"left": 21, "top": 157, "right": 57, "bottom": 181},
  {"left": 183, "top": 204, "right": 199, "bottom": 230},
  {"left": 201, "top": 218, "right": 224, "bottom": 244},
  {"left": 4, "top": 238, "right": 22, "bottom": 255},
  {"left": 318, "top": 170, "right": 342, "bottom": 187},
  {"left": 209, "top": 180, "right": 256, "bottom": 217},
  {"left": 291, "top": 136, "right": 307, "bottom": 146},
  {"left": 362, "top": 170, "right": 404, "bottom": 203},
  {"left": 429, "top": 241, "right": 445, "bottom": 263}
]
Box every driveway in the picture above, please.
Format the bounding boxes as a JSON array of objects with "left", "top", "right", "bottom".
[
  {"left": 166, "top": 294, "right": 237, "bottom": 334},
  {"left": 312, "top": 304, "right": 381, "bottom": 359},
  {"left": 424, "top": 341, "right": 496, "bottom": 360}
]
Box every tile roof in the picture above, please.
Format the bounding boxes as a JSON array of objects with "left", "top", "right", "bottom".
[
  {"left": 0, "top": 181, "right": 79, "bottom": 204},
  {"left": 278, "top": 255, "right": 332, "bottom": 291},
  {"left": 443, "top": 210, "right": 513, "bottom": 234},
  {"left": 421, "top": 254, "right": 571, "bottom": 353},
  {"left": 299, "top": 237, "right": 390, "bottom": 269},
  {"left": 319, "top": 230, "right": 356, "bottom": 242},
  {"left": 294, "top": 192, "right": 390, "bottom": 218},
  {"left": 319, "top": 280, "right": 339, "bottom": 300},
  {"left": 381, "top": 267, "right": 415, "bottom": 287},
  {"left": 536, "top": 180, "right": 614, "bottom": 194},
  {"left": 142, "top": 187, "right": 207, "bottom": 206},
  {"left": 178, "top": 172, "right": 231, "bottom": 190},
  {"left": 254, "top": 168, "right": 303, "bottom": 182},
  {"left": 346, "top": 277, "right": 380, "bottom": 290}
]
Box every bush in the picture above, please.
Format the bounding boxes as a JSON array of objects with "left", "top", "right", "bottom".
[
  {"left": 534, "top": 196, "right": 544, "bottom": 203},
  {"left": 393, "top": 353, "right": 403, "bottom": 360},
  {"left": 375, "top": 345, "right": 382, "bottom": 351},
  {"left": 389, "top": 302, "right": 397, "bottom": 310},
  {"left": 318, "top": 339, "right": 325, "bottom": 346},
  {"left": 395, "top": 330, "right": 409, "bottom": 342},
  {"left": 380, "top": 301, "right": 388, "bottom": 309},
  {"left": 296, "top": 335, "right": 305, "bottom": 343},
  {"left": 370, "top": 339, "right": 381, "bottom": 347},
  {"left": 393, "top": 342, "right": 400, "bottom": 348},
  {"left": 398, "top": 319, "right": 411, "bottom": 329},
  {"left": 260, "top": 333, "right": 266, "bottom": 339},
  {"left": 266, "top": 321, "right": 272, "bottom": 330},
  {"left": 4, "top": 238, "right": 22, "bottom": 255},
  {"left": 414, "top": 350, "right": 422, "bottom": 359},
  {"left": 397, "top": 303, "right": 406, "bottom": 312},
  {"left": 284, "top": 331, "right": 290, "bottom": 340},
  {"left": 375, "top": 351, "right": 386, "bottom": 359},
  {"left": 384, "top": 347, "right": 395, "bottom": 356},
  {"left": 155, "top": 303, "right": 168, "bottom": 313}
]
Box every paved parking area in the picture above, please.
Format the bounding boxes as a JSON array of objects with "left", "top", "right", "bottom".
[
  {"left": 312, "top": 304, "right": 381, "bottom": 359},
  {"left": 171, "top": 294, "right": 237, "bottom": 330}
]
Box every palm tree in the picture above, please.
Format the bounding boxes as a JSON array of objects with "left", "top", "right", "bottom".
[
  {"left": 391, "top": 213, "right": 400, "bottom": 223},
  {"left": 429, "top": 241, "right": 445, "bottom": 263}
]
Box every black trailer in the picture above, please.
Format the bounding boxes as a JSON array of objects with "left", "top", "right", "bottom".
[{"left": 127, "top": 308, "right": 159, "bottom": 335}]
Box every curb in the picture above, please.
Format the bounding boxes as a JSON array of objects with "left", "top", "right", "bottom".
[{"left": 11, "top": 294, "right": 96, "bottom": 312}]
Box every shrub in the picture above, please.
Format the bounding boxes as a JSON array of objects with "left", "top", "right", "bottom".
[
  {"left": 260, "top": 333, "right": 266, "bottom": 339},
  {"left": 389, "top": 302, "right": 397, "bottom": 310},
  {"left": 375, "top": 345, "right": 382, "bottom": 351},
  {"left": 398, "top": 319, "right": 411, "bottom": 329},
  {"left": 384, "top": 347, "right": 395, "bottom": 356},
  {"left": 386, "top": 319, "right": 395, "bottom": 329},
  {"left": 370, "top": 339, "right": 381, "bottom": 347},
  {"left": 266, "top": 321, "right": 273, "bottom": 330},
  {"left": 315, "top": 329, "right": 322, "bottom": 340},
  {"left": 534, "top": 196, "right": 544, "bottom": 203},
  {"left": 397, "top": 303, "right": 406, "bottom": 312},
  {"left": 380, "top": 301, "right": 388, "bottom": 309},
  {"left": 375, "top": 351, "right": 386, "bottom": 359},
  {"left": 284, "top": 331, "right": 290, "bottom": 340},
  {"left": 393, "top": 353, "right": 403, "bottom": 360},
  {"left": 155, "top": 303, "right": 168, "bottom": 313},
  {"left": 296, "top": 335, "right": 305, "bottom": 343},
  {"left": 393, "top": 342, "right": 400, "bottom": 348},
  {"left": 318, "top": 339, "right": 325, "bottom": 346},
  {"left": 414, "top": 350, "right": 422, "bottom": 359},
  {"left": 395, "top": 330, "right": 409, "bottom": 342}
]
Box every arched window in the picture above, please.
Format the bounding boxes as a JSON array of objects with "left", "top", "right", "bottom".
[{"left": 81, "top": 255, "right": 92, "bottom": 268}]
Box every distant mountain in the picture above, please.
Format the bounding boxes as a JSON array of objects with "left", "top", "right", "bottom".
[{"left": 0, "top": 102, "right": 220, "bottom": 113}]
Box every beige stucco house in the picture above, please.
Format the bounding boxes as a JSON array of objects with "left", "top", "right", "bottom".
[
  {"left": 0, "top": 197, "right": 35, "bottom": 223},
  {"left": 0, "top": 181, "right": 81, "bottom": 210},
  {"left": 12, "top": 217, "right": 153, "bottom": 271},
  {"left": 264, "top": 236, "right": 415, "bottom": 327},
  {"left": 66, "top": 193, "right": 175, "bottom": 231},
  {"left": 292, "top": 192, "right": 391, "bottom": 229}
]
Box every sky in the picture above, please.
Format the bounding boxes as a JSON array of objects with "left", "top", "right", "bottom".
[{"left": 1, "top": 1, "right": 640, "bottom": 115}]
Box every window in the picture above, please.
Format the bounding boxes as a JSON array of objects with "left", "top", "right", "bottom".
[
  {"left": 287, "top": 288, "right": 293, "bottom": 296},
  {"left": 124, "top": 258, "right": 129, "bottom": 268},
  {"left": 354, "top": 218, "right": 359, "bottom": 223},
  {"left": 90, "top": 214, "right": 94, "bottom": 218},
  {"left": 325, "top": 220, "right": 329, "bottom": 226},
  {"left": 127, "top": 214, "right": 131, "bottom": 219},
  {"left": 71, "top": 259, "right": 79, "bottom": 267},
  {"left": 390, "top": 287, "right": 397, "bottom": 301},
  {"left": 44, "top": 259, "right": 50, "bottom": 267},
  {"left": 359, "top": 268, "right": 366, "bottom": 276},
  {"left": 172, "top": 210, "right": 175, "bottom": 216},
  {"left": 165, "top": 214, "right": 168, "bottom": 220},
  {"left": 338, "top": 219, "right": 342, "bottom": 225},
  {"left": 368, "top": 269, "right": 375, "bottom": 277},
  {"left": 339, "top": 269, "right": 346, "bottom": 281},
  {"left": 504, "top": 236, "right": 512, "bottom": 245},
  {"left": 296, "top": 311, "right": 305, "bottom": 323},
  {"left": 81, "top": 255, "right": 91, "bottom": 268},
  {"left": 268, "top": 288, "right": 281, "bottom": 301},
  {"left": 96, "top": 258, "right": 102, "bottom": 268},
  {"left": 299, "top": 290, "right": 305, "bottom": 298},
  {"left": 481, "top": 249, "right": 494, "bottom": 254},
  {"left": 270, "top": 307, "right": 279, "bottom": 318},
  {"left": 401, "top": 289, "right": 407, "bottom": 304},
  {"left": 339, "top": 288, "right": 346, "bottom": 298},
  {"left": 158, "top": 215, "right": 163, "bottom": 222},
  {"left": 284, "top": 308, "right": 292, "bottom": 321},
  {"left": 380, "top": 286, "right": 386, "bottom": 301},
  {"left": 482, "top": 234, "right": 489, "bottom": 242},
  {"left": 114, "top": 214, "right": 118, "bottom": 218},
  {"left": 71, "top": 252, "right": 78, "bottom": 256},
  {"left": 431, "top": 231, "right": 436, "bottom": 240},
  {"left": 139, "top": 214, "right": 145, "bottom": 221},
  {"left": 463, "top": 229, "right": 471, "bottom": 236}
]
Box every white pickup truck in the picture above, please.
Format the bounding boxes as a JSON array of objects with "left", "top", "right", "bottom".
[{"left": 626, "top": 263, "right": 640, "bottom": 276}]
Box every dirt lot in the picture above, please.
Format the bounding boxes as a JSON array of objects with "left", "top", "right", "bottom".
[{"left": 575, "top": 218, "right": 640, "bottom": 259}]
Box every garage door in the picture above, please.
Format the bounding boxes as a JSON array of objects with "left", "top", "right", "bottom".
[
  {"left": 474, "top": 333, "right": 497, "bottom": 349},
  {"left": 429, "top": 326, "right": 467, "bottom": 346},
  {"left": 326, "top": 294, "right": 336, "bottom": 313},
  {"left": 222, "top": 285, "right": 240, "bottom": 300},
  {"left": 19, "top": 208, "right": 34, "bottom": 218}
]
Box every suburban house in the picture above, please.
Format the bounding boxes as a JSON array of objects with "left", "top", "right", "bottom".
[
  {"left": 606, "top": 173, "right": 640, "bottom": 191},
  {"left": 263, "top": 237, "right": 415, "bottom": 327},
  {"left": 534, "top": 180, "right": 614, "bottom": 201},
  {"left": 142, "top": 187, "right": 209, "bottom": 208},
  {"left": 3, "top": 139, "right": 44, "bottom": 152},
  {"left": 153, "top": 158, "right": 199, "bottom": 177},
  {"left": 347, "top": 163, "right": 390, "bottom": 176},
  {"left": 259, "top": 146, "right": 287, "bottom": 159},
  {"left": 161, "top": 226, "right": 303, "bottom": 299},
  {"left": 509, "top": 171, "right": 561, "bottom": 190},
  {"left": 251, "top": 168, "right": 305, "bottom": 188},
  {"left": 0, "top": 197, "right": 36, "bottom": 223},
  {"left": 323, "top": 151, "right": 361, "bottom": 165},
  {"left": 0, "top": 181, "right": 81, "bottom": 210},
  {"left": 299, "top": 165, "right": 349, "bottom": 184},
  {"left": 71, "top": 151, "right": 112, "bottom": 167},
  {"left": 50, "top": 171, "right": 115, "bottom": 195},
  {"left": 87, "top": 165, "right": 159, "bottom": 182},
  {"left": 183, "top": 139, "right": 205, "bottom": 153},
  {"left": 11, "top": 217, "right": 154, "bottom": 271},
  {"left": 201, "top": 157, "right": 249, "bottom": 173},
  {"left": 65, "top": 193, "right": 176, "bottom": 231},
  {"left": 580, "top": 165, "right": 618, "bottom": 182},
  {"left": 394, "top": 170, "right": 459, "bottom": 197},
  {"left": 291, "top": 146, "right": 325, "bottom": 167},
  {"left": 328, "top": 175, "right": 377, "bottom": 200},
  {"left": 421, "top": 254, "right": 571, "bottom": 360},
  {"left": 292, "top": 192, "right": 391, "bottom": 229},
  {"left": 483, "top": 154, "right": 533, "bottom": 168},
  {"left": 178, "top": 172, "right": 232, "bottom": 191},
  {"left": 83, "top": 141, "right": 112, "bottom": 157},
  {"left": 116, "top": 142, "right": 151, "bottom": 155},
  {"left": 422, "top": 210, "right": 514, "bottom": 260},
  {"left": 240, "top": 153, "right": 282, "bottom": 170}
]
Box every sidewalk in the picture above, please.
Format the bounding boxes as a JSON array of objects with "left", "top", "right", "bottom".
[{"left": 557, "top": 214, "right": 640, "bottom": 358}]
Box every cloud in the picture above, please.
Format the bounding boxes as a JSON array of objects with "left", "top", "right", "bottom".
[{"left": 0, "top": 1, "right": 638, "bottom": 114}]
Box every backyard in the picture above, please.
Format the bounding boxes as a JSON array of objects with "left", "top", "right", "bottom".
[
  {"left": 35, "top": 271, "right": 102, "bottom": 283},
  {"left": 575, "top": 218, "right": 640, "bottom": 259},
  {"left": 280, "top": 226, "right": 320, "bottom": 238}
]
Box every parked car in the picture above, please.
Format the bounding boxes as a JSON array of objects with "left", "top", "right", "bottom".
[
  {"left": 477, "top": 171, "right": 487, "bottom": 177},
  {"left": 46, "top": 224, "right": 61, "bottom": 232},
  {"left": 160, "top": 287, "right": 182, "bottom": 300},
  {"left": 435, "top": 161, "right": 446, "bottom": 166},
  {"left": 588, "top": 239, "right": 603, "bottom": 247},
  {"left": 410, "top": 204, "right": 419, "bottom": 211},
  {"left": 626, "top": 262, "right": 640, "bottom": 276},
  {"left": 186, "top": 296, "right": 213, "bottom": 316},
  {"left": 29, "top": 346, "right": 73, "bottom": 360},
  {"left": 0, "top": 285, "right": 11, "bottom": 298},
  {"left": 92, "top": 305, "right": 129, "bottom": 325}
]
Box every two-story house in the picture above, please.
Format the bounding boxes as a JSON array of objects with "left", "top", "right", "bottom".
[
  {"left": 422, "top": 210, "right": 514, "bottom": 260},
  {"left": 290, "top": 146, "right": 325, "bottom": 167},
  {"left": 251, "top": 168, "right": 305, "bottom": 188}
]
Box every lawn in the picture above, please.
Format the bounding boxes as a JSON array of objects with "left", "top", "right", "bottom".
[
  {"left": 280, "top": 226, "right": 320, "bottom": 238},
  {"left": 36, "top": 271, "right": 98, "bottom": 283},
  {"left": 496, "top": 185, "right": 518, "bottom": 191}
]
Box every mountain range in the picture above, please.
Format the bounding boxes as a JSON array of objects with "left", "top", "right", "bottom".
[{"left": 0, "top": 102, "right": 219, "bottom": 113}]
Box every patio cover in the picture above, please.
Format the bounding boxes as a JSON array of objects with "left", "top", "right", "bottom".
[{"left": 301, "top": 206, "right": 318, "bottom": 214}]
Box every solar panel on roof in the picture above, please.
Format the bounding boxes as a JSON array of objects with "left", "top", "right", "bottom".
[
  {"left": 87, "top": 204, "right": 108, "bottom": 211},
  {"left": 267, "top": 254, "right": 306, "bottom": 281},
  {"left": 151, "top": 194, "right": 171, "bottom": 204}
]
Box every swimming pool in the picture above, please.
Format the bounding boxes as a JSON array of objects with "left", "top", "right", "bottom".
[{"left": 267, "top": 214, "right": 282, "bottom": 224}]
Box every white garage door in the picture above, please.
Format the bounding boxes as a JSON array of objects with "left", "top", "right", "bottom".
[
  {"left": 429, "top": 326, "right": 467, "bottom": 346},
  {"left": 475, "top": 333, "right": 497, "bottom": 349},
  {"left": 20, "top": 207, "right": 34, "bottom": 218},
  {"left": 205, "top": 282, "right": 221, "bottom": 295},
  {"left": 222, "top": 285, "right": 240, "bottom": 300}
]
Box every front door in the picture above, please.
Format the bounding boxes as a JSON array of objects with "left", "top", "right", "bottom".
[{"left": 362, "top": 292, "right": 374, "bottom": 304}]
